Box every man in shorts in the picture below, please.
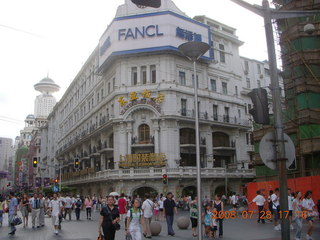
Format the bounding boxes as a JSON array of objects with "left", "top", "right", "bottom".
[{"left": 49, "top": 193, "right": 63, "bottom": 235}]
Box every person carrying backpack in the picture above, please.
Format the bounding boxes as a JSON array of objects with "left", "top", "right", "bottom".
[
  {"left": 75, "top": 195, "right": 82, "bottom": 220},
  {"left": 126, "top": 199, "right": 142, "bottom": 240}
]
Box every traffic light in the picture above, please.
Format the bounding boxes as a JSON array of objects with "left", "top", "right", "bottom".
[
  {"left": 248, "top": 88, "right": 270, "bottom": 125},
  {"left": 131, "top": 0, "right": 161, "bottom": 8},
  {"left": 54, "top": 178, "right": 59, "bottom": 184},
  {"left": 33, "top": 157, "right": 38, "bottom": 168},
  {"left": 163, "top": 174, "right": 167, "bottom": 184},
  {"left": 74, "top": 157, "right": 79, "bottom": 169}
]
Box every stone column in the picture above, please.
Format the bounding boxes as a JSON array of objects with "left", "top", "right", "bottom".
[
  {"left": 119, "top": 122, "right": 127, "bottom": 156},
  {"left": 127, "top": 122, "right": 133, "bottom": 155},
  {"left": 153, "top": 120, "right": 160, "bottom": 153}
]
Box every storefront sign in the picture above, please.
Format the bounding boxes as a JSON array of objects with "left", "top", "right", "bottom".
[
  {"left": 176, "top": 27, "right": 202, "bottom": 42},
  {"left": 98, "top": 11, "right": 212, "bottom": 70},
  {"left": 119, "top": 153, "right": 166, "bottom": 168},
  {"left": 61, "top": 168, "right": 95, "bottom": 180},
  {"left": 119, "top": 90, "right": 164, "bottom": 115},
  {"left": 118, "top": 25, "right": 163, "bottom": 40}
]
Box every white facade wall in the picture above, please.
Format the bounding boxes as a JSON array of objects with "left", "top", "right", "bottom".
[
  {"left": 34, "top": 95, "right": 57, "bottom": 118},
  {"left": 39, "top": 2, "right": 278, "bottom": 197}
]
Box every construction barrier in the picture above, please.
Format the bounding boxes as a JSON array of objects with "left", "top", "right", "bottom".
[{"left": 247, "top": 176, "right": 320, "bottom": 211}]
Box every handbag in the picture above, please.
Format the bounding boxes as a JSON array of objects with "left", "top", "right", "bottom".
[
  {"left": 126, "top": 233, "right": 132, "bottom": 240},
  {"left": 97, "top": 233, "right": 103, "bottom": 240},
  {"left": 106, "top": 206, "right": 120, "bottom": 231},
  {"left": 12, "top": 216, "right": 23, "bottom": 226}
]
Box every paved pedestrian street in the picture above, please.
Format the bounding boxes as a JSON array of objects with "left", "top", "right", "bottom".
[{"left": 1, "top": 209, "right": 319, "bottom": 240}]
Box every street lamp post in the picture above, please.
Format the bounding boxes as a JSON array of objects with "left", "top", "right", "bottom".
[
  {"left": 229, "top": 1, "right": 320, "bottom": 239},
  {"left": 178, "top": 41, "right": 210, "bottom": 240}
]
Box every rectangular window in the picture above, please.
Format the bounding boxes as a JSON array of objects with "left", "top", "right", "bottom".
[
  {"left": 235, "top": 86, "right": 238, "bottom": 96},
  {"left": 245, "top": 103, "right": 247, "bottom": 114},
  {"left": 257, "top": 64, "right": 261, "bottom": 74},
  {"left": 213, "top": 105, "right": 218, "bottom": 120},
  {"left": 101, "top": 89, "right": 103, "bottom": 99},
  {"left": 150, "top": 65, "right": 156, "bottom": 83},
  {"left": 108, "top": 82, "right": 111, "bottom": 94},
  {"left": 244, "top": 60, "right": 249, "bottom": 72},
  {"left": 248, "top": 104, "right": 252, "bottom": 111},
  {"left": 97, "top": 93, "right": 100, "bottom": 102},
  {"left": 113, "top": 78, "right": 115, "bottom": 90},
  {"left": 192, "top": 74, "right": 199, "bottom": 88},
  {"left": 265, "top": 68, "right": 270, "bottom": 76},
  {"left": 238, "top": 109, "right": 241, "bottom": 118},
  {"left": 141, "top": 66, "right": 147, "bottom": 84},
  {"left": 132, "top": 67, "right": 137, "bottom": 85},
  {"left": 179, "top": 71, "right": 186, "bottom": 85},
  {"left": 219, "top": 44, "right": 225, "bottom": 63},
  {"left": 257, "top": 80, "right": 261, "bottom": 88},
  {"left": 181, "top": 99, "right": 187, "bottom": 116},
  {"left": 222, "top": 82, "right": 228, "bottom": 94},
  {"left": 224, "top": 107, "right": 229, "bottom": 122},
  {"left": 246, "top": 78, "right": 251, "bottom": 88},
  {"left": 210, "top": 79, "right": 216, "bottom": 92}
]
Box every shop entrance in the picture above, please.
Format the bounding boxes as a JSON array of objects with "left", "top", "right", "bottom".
[
  {"left": 182, "top": 186, "right": 197, "bottom": 199},
  {"left": 132, "top": 186, "right": 158, "bottom": 199}
]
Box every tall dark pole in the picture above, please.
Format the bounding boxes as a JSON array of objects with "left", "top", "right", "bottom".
[
  {"left": 262, "top": 1, "right": 289, "bottom": 239},
  {"left": 178, "top": 41, "right": 210, "bottom": 240}
]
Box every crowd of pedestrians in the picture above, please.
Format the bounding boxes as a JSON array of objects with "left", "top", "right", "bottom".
[
  {"left": 0, "top": 191, "right": 103, "bottom": 236},
  {"left": 249, "top": 188, "right": 318, "bottom": 240},
  {"left": 0, "top": 189, "right": 318, "bottom": 240}
]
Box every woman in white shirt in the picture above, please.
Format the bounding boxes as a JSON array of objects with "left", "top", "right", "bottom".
[
  {"left": 302, "top": 191, "right": 316, "bottom": 240},
  {"left": 126, "top": 199, "right": 142, "bottom": 240}
]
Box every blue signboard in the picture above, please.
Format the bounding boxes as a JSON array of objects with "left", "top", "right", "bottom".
[{"left": 52, "top": 185, "right": 59, "bottom": 192}]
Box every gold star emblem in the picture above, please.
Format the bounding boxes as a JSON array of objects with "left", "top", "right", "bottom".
[
  {"left": 142, "top": 89, "right": 151, "bottom": 99},
  {"left": 118, "top": 96, "right": 128, "bottom": 107}
]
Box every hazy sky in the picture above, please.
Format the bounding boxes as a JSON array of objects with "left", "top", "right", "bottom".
[{"left": 0, "top": 0, "right": 274, "bottom": 140}]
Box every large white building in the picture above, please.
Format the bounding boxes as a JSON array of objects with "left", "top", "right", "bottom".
[
  {"left": 40, "top": 0, "right": 283, "bottom": 198},
  {"left": 34, "top": 77, "right": 60, "bottom": 118},
  {"left": 0, "top": 137, "right": 14, "bottom": 190}
]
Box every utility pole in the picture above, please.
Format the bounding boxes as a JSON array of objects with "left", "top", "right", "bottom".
[{"left": 229, "top": 1, "right": 320, "bottom": 239}]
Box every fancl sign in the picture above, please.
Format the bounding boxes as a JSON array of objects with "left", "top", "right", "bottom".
[
  {"left": 118, "top": 25, "right": 164, "bottom": 40},
  {"left": 98, "top": 11, "right": 212, "bottom": 70}
]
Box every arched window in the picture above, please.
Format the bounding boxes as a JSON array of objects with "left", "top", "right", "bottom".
[
  {"left": 180, "top": 128, "right": 196, "bottom": 144},
  {"left": 212, "top": 132, "right": 230, "bottom": 147},
  {"left": 138, "top": 124, "right": 150, "bottom": 143}
]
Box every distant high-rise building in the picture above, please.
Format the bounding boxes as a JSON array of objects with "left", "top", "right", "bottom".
[
  {"left": 0, "top": 137, "right": 14, "bottom": 171},
  {"left": 34, "top": 77, "right": 60, "bottom": 118}
]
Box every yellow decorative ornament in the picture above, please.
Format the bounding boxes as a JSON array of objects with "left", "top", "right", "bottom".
[
  {"left": 141, "top": 89, "right": 151, "bottom": 99},
  {"left": 130, "top": 92, "right": 139, "bottom": 101},
  {"left": 118, "top": 96, "right": 128, "bottom": 107},
  {"left": 155, "top": 93, "right": 165, "bottom": 103}
]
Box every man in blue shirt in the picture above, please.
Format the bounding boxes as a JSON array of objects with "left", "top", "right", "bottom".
[
  {"left": 29, "top": 193, "right": 41, "bottom": 228},
  {"left": 8, "top": 192, "right": 18, "bottom": 235}
]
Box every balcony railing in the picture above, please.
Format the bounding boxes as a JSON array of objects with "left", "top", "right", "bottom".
[
  {"left": 131, "top": 136, "right": 154, "bottom": 145},
  {"left": 180, "top": 111, "right": 250, "bottom": 126},
  {"left": 62, "top": 167, "right": 254, "bottom": 185}
]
